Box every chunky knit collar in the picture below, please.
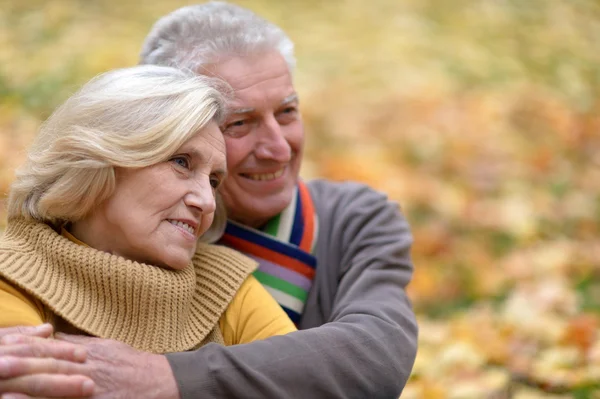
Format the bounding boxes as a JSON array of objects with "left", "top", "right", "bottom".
[{"left": 0, "top": 218, "right": 256, "bottom": 353}]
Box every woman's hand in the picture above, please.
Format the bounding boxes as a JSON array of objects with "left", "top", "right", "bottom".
[
  {"left": 0, "top": 325, "right": 53, "bottom": 341},
  {"left": 0, "top": 326, "right": 94, "bottom": 398},
  {"left": 0, "top": 333, "right": 179, "bottom": 399}
]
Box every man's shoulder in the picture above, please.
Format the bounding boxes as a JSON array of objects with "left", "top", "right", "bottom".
[
  {"left": 304, "top": 178, "right": 409, "bottom": 237},
  {"left": 306, "top": 178, "right": 387, "bottom": 198},
  {"left": 306, "top": 178, "right": 393, "bottom": 209}
]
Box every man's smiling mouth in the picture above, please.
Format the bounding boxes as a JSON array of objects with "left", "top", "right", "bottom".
[{"left": 242, "top": 167, "right": 285, "bottom": 181}]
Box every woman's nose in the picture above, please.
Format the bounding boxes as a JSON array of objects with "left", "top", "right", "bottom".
[{"left": 184, "top": 178, "right": 216, "bottom": 214}]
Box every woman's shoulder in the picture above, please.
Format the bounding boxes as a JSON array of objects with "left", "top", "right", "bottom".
[
  {"left": 0, "top": 278, "right": 46, "bottom": 327},
  {"left": 220, "top": 274, "right": 297, "bottom": 345},
  {"left": 192, "top": 243, "right": 257, "bottom": 282},
  {"left": 194, "top": 243, "right": 257, "bottom": 266}
]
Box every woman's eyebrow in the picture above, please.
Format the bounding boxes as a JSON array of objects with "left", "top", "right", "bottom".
[{"left": 184, "top": 148, "right": 227, "bottom": 175}]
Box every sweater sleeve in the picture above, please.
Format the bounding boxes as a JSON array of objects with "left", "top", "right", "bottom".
[
  {"left": 0, "top": 278, "right": 45, "bottom": 327},
  {"left": 219, "top": 275, "right": 296, "bottom": 345},
  {"left": 166, "top": 181, "right": 418, "bottom": 398}
]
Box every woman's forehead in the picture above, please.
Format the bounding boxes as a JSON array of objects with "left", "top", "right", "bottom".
[{"left": 181, "top": 124, "right": 226, "bottom": 168}]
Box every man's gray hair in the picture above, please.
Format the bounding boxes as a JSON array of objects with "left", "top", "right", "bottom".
[{"left": 139, "top": 1, "right": 295, "bottom": 74}]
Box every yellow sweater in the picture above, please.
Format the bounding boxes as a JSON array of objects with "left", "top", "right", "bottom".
[{"left": 0, "top": 219, "right": 295, "bottom": 350}]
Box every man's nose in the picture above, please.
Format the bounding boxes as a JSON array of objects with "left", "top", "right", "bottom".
[
  {"left": 254, "top": 115, "right": 292, "bottom": 162},
  {"left": 184, "top": 177, "right": 216, "bottom": 215}
]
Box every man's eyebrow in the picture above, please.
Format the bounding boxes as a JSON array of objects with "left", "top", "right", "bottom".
[
  {"left": 230, "top": 107, "right": 254, "bottom": 115},
  {"left": 228, "top": 94, "right": 298, "bottom": 115},
  {"left": 281, "top": 93, "right": 299, "bottom": 105}
]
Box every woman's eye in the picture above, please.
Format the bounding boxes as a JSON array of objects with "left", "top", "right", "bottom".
[
  {"left": 209, "top": 176, "right": 221, "bottom": 189},
  {"left": 171, "top": 156, "right": 190, "bottom": 169}
]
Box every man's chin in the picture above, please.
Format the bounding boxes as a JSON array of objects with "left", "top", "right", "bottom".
[
  {"left": 229, "top": 198, "right": 292, "bottom": 227},
  {"left": 237, "top": 175, "right": 291, "bottom": 194},
  {"left": 223, "top": 181, "right": 297, "bottom": 224}
]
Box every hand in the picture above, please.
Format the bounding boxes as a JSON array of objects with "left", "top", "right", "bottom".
[
  {"left": 55, "top": 334, "right": 179, "bottom": 399},
  {"left": 0, "top": 330, "right": 93, "bottom": 399},
  {"left": 0, "top": 334, "right": 179, "bottom": 399},
  {"left": 0, "top": 325, "right": 53, "bottom": 341}
]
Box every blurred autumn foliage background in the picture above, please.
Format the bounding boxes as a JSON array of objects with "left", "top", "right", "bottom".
[{"left": 1, "top": 0, "right": 599, "bottom": 397}]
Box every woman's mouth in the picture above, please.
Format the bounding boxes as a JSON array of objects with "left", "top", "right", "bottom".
[{"left": 167, "top": 219, "right": 195, "bottom": 235}]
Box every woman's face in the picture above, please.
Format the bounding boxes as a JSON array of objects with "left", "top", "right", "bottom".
[{"left": 73, "top": 121, "right": 227, "bottom": 270}]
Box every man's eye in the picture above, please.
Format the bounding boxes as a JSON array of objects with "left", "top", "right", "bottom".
[
  {"left": 226, "top": 120, "right": 246, "bottom": 129},
  {"left": 222, "top": 118, "right": 252, "bottom": 138},
  {"left": 171, "top": 156, "right": 190, "bottom": 169},
  {"left": 276, "top": 107, "right": 298, "bottom": 124}
]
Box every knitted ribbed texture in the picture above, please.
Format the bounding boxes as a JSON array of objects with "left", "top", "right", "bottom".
[{"left": 0, "top": 218, "right": 256, "bottom": 353}]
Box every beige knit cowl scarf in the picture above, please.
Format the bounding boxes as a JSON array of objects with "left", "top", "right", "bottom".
[{"left": 0, "top": 218, "right": 257, "bottom": 353}]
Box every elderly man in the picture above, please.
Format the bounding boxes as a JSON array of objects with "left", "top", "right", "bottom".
[{"left": 0, "top": 2, "right": 417, "bottom": 398}]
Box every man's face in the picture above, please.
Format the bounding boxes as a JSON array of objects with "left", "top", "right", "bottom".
[{"left": 205, "top": 52, "right": 304, "bottom": 228}]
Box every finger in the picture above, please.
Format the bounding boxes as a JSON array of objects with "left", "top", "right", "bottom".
[
  {"left": 0, "top": 326, "right": 53, "bottom": 341},
  {"left": 1, "top": 394, "right": 74, "bottom": 399},
  {"left": 0, "top": 374, "right": 94, "bottom": 398},
  {"left": 0, "top": 357, "right": 88, "bottom": 379},
  {"left": 1, "top": 336, "right": 47, "bottom": 346},
  {"left": 53, "top": 335, "right": 96, "bottom": 346},
  {"left": 0, "top": 341, "right": 86, "bottom": 363},
  {"left": 0, "top": 394, "right": 38, "bottom": 399},
  {"left": 0, "top": 394, "right": 53, "bottom": 399}
]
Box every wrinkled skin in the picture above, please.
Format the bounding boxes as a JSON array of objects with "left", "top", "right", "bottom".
[
  {"left": 0, "top": 329, "right": 177, "bottom": 399},
  {"left": 0, "top": 53, "right": 305, "bottom": 399}
]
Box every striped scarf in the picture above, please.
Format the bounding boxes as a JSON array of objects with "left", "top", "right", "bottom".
[{"left": 219, "top": 181, "right": 318, "bottom": 324}]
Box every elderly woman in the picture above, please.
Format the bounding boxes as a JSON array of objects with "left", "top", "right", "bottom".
[{"left": 0, "top": 65, "right": 295, "bottom": 353}]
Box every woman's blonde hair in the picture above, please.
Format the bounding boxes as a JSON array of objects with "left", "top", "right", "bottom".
[{"left": 8, "top": 65, "right": 229, "bottom": 242}]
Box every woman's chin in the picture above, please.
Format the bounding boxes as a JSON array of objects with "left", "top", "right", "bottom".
[
  {"left": 128, "top": 248, "right": 194, "bottom": 271},
  {"left": 162, "top": 260, "right": 191, "bottom": 271},
  {"left": 152, "top": 255, "right": 193, "bottom": 271}
]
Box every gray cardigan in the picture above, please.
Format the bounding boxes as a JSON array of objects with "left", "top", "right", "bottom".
[{"left": 166, "top": 179, "right": 418, "bottom": 398}]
